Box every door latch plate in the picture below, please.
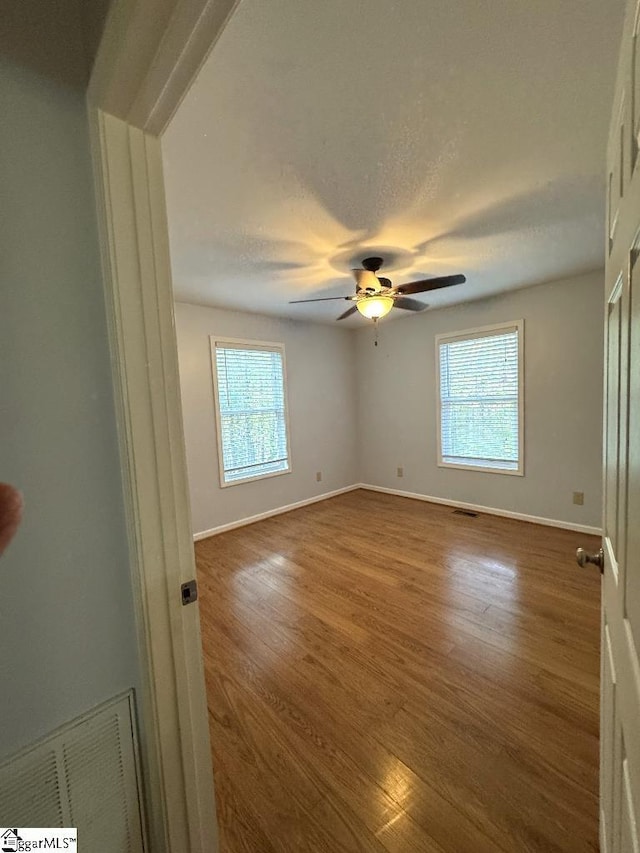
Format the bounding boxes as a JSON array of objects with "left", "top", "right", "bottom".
[{"left": 181, "top": 579, "right": 198, "bottom": 605}]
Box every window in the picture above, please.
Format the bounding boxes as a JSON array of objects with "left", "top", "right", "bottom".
[
  {"left": 211, "top": 338, "right": 291, "bottom": 486},
  {"left": 436, "top": 321, "right": 523, "bottom": 475}
]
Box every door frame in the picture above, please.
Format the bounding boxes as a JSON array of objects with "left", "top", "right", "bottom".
[{"left": 88, "top": 1, "right": 240, "bottom": 849}]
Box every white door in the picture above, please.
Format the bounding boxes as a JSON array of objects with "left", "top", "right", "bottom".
[{"left": 594, "top": 2, "right": 640, "bottom": 849}]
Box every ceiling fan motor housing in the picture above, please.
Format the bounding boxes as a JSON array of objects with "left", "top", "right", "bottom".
[{"left": 361, "top": 257, "right": 384, "bottom": 273}]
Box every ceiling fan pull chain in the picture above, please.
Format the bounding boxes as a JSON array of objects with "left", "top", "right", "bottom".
[{"left": 374, "top": 317, "right": 378, "bottom": 346}]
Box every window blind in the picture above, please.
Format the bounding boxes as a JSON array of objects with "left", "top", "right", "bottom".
[
  {"left": 438, "top": 327, "right": 521, "bottom": 471},
  {"left": 214, "top": 343, "right": 290, "bottom": 484}
]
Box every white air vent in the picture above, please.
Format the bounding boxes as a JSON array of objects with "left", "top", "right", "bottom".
[
  {"left": 0, "top": 692, "right": 145, "bottom": 851},
  {"left": 0, "top": 748, "right": 64, "bottom": 826}
]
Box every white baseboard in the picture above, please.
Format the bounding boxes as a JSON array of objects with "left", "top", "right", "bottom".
[
  {"left": 358, "top": 483, "right": 602, "bottom": 536},
  {"left": 193, "top": 484, "right": 360, "bottom": 541},
  {"left": 193, "top": 482, "right": 602, "bottom": 540}
]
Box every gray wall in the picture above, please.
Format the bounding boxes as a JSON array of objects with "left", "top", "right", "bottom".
[
  {"left": 175, "top": 302, "right": 359, "bottom": 534},
  {"left": 0, "top": 0, "right": 139, "bottom": 758},
  {"left": 176, "top": 272, "right": 603, "bottom": 533},
  {"left": 355, "top": 271, "right": 604, "bottom": 527}
]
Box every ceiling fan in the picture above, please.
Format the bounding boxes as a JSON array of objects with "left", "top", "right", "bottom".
[{"left": 289, "top": 257, "right": 466, "bottom": 322}]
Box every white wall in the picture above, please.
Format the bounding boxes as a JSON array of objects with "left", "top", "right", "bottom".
[
  {"left": 355, "top": 271, "right": 604, "bottom": 528},
  {"left": 0, "top": 0, "right": 139, "bottom": 758},
  {"left": 175, "top": 302, "right": 359, "bottom": 534}
]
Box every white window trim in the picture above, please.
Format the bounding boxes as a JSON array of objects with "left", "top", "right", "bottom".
[
  {"left": 210, "top": 336, "right": 292, "bottom": 488},
  {"left": 435, "top": 319, "right": 525, "bottom": 476}
]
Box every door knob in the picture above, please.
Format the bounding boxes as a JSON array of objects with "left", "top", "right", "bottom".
[{"left": 576, "top": 547, "right": 604, "bottom": 573}]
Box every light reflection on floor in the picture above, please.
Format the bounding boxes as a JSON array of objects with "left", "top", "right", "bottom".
[
  {"left": 374, "top": 757, "right": 414, "bottom": 837},
  {"left": 229, "top": 553, "right": 297, "bottom": 661},
  {"left": 446, "top": 545, "right": 519, "bottom": 581},
  {"left": 441, "top": 548, "right": 521, "bottom": 653}
]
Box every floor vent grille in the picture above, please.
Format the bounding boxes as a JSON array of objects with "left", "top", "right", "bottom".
[
  {"left": 452, "top": 509, "right": 479, "bottom": 518},
  {"left": 0, "top": 692, "right": 144, "bottom": 851}
]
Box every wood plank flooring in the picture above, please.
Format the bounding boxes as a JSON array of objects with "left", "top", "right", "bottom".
[{"left": 195, "top": 490, "right": 602, "bottom": 852}]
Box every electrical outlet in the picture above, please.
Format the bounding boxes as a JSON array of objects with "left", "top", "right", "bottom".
[
  {"left": 316, "top": 471, "right": 322, "bottom": 482},
  {"left": 573, "top": 491, "right": 584, "bottom": 506},
  {"left": 397, "top": 466, "right": 404, "bottom": 478}
]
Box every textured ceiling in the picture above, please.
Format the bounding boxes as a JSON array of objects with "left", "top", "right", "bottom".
[{"left": 163, "top": 0, "right": 624, "bottom": 326}]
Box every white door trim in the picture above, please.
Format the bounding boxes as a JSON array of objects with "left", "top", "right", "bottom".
[{"left": 87, "top": 2, "right": 240, "bottom": 849}]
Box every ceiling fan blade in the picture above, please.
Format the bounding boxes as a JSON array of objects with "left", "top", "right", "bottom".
[
  {"left": 395, "top": 273, "right": 466, "bottom": 295},
  {"left": 289, "top": 295, "right": 352, "bottom": 303},
  {"left": 393, "top": 296, "right": 428, "bottom": 312},
  {"left": 352, "top": 269, "right": 381, "bottom": 291},
  {"left": 336, "top": 305, "right": 359, "bottom": 321}
]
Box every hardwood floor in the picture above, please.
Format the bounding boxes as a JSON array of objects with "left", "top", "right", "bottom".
[{"left": 196, "top": 490, "right": 602, "bottom": 852}]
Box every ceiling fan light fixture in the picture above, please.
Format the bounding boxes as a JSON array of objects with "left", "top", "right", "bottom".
[{"left": 356, "top": 295, "right": 394, "bottom": 320}]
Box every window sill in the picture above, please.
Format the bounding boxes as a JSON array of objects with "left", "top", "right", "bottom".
[
  {"left": 220, "top": 466, "right": 292, "bottom": 488},
  {"left": 438, "top": 460, "right": 524, "bottom": 476}
]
